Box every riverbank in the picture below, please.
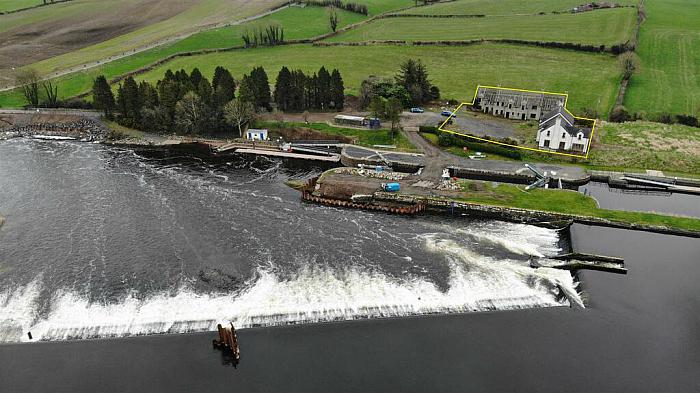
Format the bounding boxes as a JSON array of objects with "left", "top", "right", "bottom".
[
  {"left": 309, "top": 168, "right": 700, "bottom": 237},
  {"left": 2, "top": 225, "right": 698, "bottom": 392}
]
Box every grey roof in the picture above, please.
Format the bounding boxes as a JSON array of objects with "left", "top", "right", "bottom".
[
  {"left": 539, "top": 108, "right": 592, "bottom": 138},
  {"left": 541, "top": 106, "right": 574, "bottom": 125}
]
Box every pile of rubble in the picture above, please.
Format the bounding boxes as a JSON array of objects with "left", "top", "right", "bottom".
[
  {"left": 338, "top": 167, "right": 411, "bottom": 181},
  {"left": 2, "top": 118, "right": 109, "bottom": 141}
]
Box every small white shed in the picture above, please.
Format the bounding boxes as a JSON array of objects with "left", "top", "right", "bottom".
[{"left": 246, "top": 129, "right": 268, "bottom": 141}]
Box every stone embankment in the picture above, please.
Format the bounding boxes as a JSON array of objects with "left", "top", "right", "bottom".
[{"left": 1, "top": 119, "right": 108, "bottom": 141}]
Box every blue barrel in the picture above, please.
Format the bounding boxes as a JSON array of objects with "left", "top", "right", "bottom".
[{"left": 383, "top": 182, "right": 400, "bottom": 192}]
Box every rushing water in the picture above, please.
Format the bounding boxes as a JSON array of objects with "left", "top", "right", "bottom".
[{"left": 0, "top": 139, "right": 580, "bottom": 343}]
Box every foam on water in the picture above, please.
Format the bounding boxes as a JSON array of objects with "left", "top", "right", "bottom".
[{"left": 0, "top": 230, "right": 580, "bottom": 342}]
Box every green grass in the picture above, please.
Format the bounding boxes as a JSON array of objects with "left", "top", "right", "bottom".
[
  {"left": 258, "top": 120, "right": 417, "bottom": 151},
  {"left": 456, "top": 180, "right": 700, "bottom": 232},
  {"left": 624, "top": 0, "right": 700, "bottom": 116},
  {"left": 586, "top": 120, "right": 700, "bottom": 174},
  {"left": 0, "top": 0, "right": 39, "bottom": 12},
  {"left": 356, "top": 0, "right": 414, "bottom": 15},
  {"left": 130, "top": 43, "right": 620, "bottom": 115},
  {"left": 329, "top": 8, "right": 637, "bottom": 46},
  {"left": 0, "top": 6, "right": 366, "bottom": 107},
  {"left": 400, "top": 0, "right": 637, "bottom": 16}
]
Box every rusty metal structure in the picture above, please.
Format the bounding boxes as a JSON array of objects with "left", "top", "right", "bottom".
[{"left": 213, "top": 323, "right": 240, "bottom": 365}]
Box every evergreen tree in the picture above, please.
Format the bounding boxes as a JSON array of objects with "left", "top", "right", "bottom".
[
  {"left": 189, "top": 68, "right": 203, "bottom": 89},
  {"left": 116, "top": 76, "right": 142, "bottom": 127},
  {"left": 317, "top": 66, "right": 332, "bottom": 110},
  {"left": 274, "top": 67, "right": 293, "bottom": 111},
  {"left": 238, "top": 75, "right": 256, "bottom": 106},
  {"left": 330, "top": 69, "right": 344, "bottom": 110},
  {"left": 212, "top": 66, "right": 236, "bottom": 108},
  {"left": 92, "top": 75, "right": 115, "bottom": 118},
  {"left": 250, "top": 67, "right": 271, "bottom": 110},
  {"left": 139, "top": 81, "right": 159, "bottom": 109},
  {"left": 395, "top": 59, "right": 433, "bottom": 106},
  {"left": 197, "top": 78, "right": 213, "bottom": 107}
]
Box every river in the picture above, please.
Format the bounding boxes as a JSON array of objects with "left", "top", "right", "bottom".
[
  {"left": 0, "top": 139, "right": 578, "bottom": 342},
  {"left": 1, "top": 139, "right": 698, "bottom": 392}
]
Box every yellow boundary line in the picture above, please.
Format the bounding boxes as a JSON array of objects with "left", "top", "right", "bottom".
[{"left": 437, "top": 85, "right": 597, "bottom": 159}]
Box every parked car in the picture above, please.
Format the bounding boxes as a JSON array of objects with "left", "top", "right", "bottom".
[
  {"left": 410, "top": 107, "right": 424, "bottom": 113},
  {"left": 441, "top": 110, "right": 454, "bottom": 117}
]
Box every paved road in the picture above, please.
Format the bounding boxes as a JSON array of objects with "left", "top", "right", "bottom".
[{"left": 402, "top": 110, "right": 518, "bottom": 139}]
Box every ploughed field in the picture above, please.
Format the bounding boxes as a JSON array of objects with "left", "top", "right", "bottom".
[{"left": 0, "top": 0, "right": 286, "bottom": 85}]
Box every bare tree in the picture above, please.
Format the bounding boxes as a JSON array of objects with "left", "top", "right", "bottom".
[
  {"left": 42, "top": 81, "right": 59, "bottom": 107},
  {"left": 15, "top": 69, "right": 41, "bottom": 107},
  {"left": 224, "top": 98, "right": 256, "bottom": 137},
  {"left": 329, "top": 7, "right": 339, "bottom": 32}
]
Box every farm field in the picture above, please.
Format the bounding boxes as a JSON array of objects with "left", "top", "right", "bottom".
[
  {"left": 0, "top": 0, "right": 39, "bottom": 12},
  {"left": 130, "top": 43, "right": 621, "bottom": 115},
  {"left": 624, "top": 0, "right": 700, "bottom": 116},
  {"left": 0, "top": 6, "right": 367, "bottom": 107},
  {"left": 356, "top": 0, "right": 413, "bottom": 15},
  {"left": 0, "top": 0, "right": 285, "bottom": 85},
  {"left": 398, "top": 0, "right": 637, "bottom": 16},
  {"left": 328, "top": 8, "right": 636, "bottom": 46},
  {"left": 586, "top": 121, "right": 700, "bottom": 174}
]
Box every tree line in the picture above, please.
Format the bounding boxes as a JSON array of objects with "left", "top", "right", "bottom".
[
  {"left": 91, "top": 65, "right": 345, "bottom": 136},
  {"left": 303, "top": 1, "right": 368, "bottom": 15}
]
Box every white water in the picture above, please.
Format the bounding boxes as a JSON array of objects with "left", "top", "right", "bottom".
[{"left": 0, "top": 229, "right": 580, "bottom": 342}]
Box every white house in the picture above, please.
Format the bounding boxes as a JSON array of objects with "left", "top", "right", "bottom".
[
  {"left": 246, "top": 129, "right": 268, "bottom": 141},
  {"left": 536, "top": 106, "right": 590, "bottom": 153}
]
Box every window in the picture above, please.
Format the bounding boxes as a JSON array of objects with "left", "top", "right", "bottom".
[
  {"left": 530, "top": 113, "right": 537, "bottom": 119},
  {"left": 578, "top": 134, "right": 582, "bottom": 140},
  {"left": 562, "top": 132, "right": 566, "bottom": 138},
  {"left": 546, "top": 130, "right": 550, "bottom": 137},
  {"left": 532, "top": 105, "right": 537, "bottom": 110}
]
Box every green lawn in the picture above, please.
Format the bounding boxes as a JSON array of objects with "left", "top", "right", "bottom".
[
  {"left": 456, "top": 180, "right": 700, "bottom": 232},
  {"left": 329, "top": 8, "right": 636, "bottom": 46},
  {"left": 0, "top": 6, "right": 366, "bottom": 107},
  {"left": 624, "top": 0, "right": 700, "bottom": 116},
  {"left": 0, "top": 0, "right": 39, "bottom": 12},
  {"left": 258, "top": 120, "right": 417, "bottom": 151},
  {"left": 399, "top": 0, "right": 637, "bottom": 16},
  {"left": 130, "top": 43, "right": 620, "bottom": 115}
]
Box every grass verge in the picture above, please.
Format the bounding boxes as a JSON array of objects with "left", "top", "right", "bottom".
[{"left": 456, "top": 180, "right": 700, "bottom": 232}]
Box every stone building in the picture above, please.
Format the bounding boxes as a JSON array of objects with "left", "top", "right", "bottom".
[
  {"left": 473, "top": 86, "right": 567, "bottom": 121},
  {"left": 536, "top": 106, "right": 590, "bottom": 153}
]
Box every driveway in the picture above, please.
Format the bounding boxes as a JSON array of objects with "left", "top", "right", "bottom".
[{"left": 401, "top": 109, "right": 520, "bottom": 140}]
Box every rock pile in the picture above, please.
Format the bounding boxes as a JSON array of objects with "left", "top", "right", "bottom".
[{"left": 2, "top": 118, "right": 109, "bottom": 141}]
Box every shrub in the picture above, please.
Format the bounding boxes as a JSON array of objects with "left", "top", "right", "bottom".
[
  {"left": 609, "top": 105, "right": 631, "bottom": 122},
  {"left": 419, "top": 125, "right": 438, "bottom": 133},
  {"left": 438, "top": 132, "right": 522, "bottom": 159}
]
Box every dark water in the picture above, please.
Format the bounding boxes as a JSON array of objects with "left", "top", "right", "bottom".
[
  {"left": 0, "top": 225, "right": 698, "bottom": 392},
  {"left": 580, "top": 181, "right": 700, "bottom": 218},
  {"left": 0, "top": 139, "right": 578, "bottom": 342}
]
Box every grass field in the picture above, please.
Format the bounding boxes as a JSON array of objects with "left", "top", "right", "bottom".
[
  {"left": 456, "top": 180, "right": 700, "bottom": 232},
  {"left": 0, "top": 6, "right": 366, "bottom": 107},
  {"left": 586, "top": 121, "right": 700, "bottom": 174},
  {"left": 399, "top": 0, "right": 637, "bottom": 16},
  {"left": 624, "top": 0, "right": 700, "bottom": 116},
  {"left": 357, "top": 0, "right": 413, "bottom": 15},
  {"left": 130, "top": 43, "right": 620, "bottom": 115},
  {"left": 328, "top": 8, "right": 636, "bottom": 46},
  {"left": 0, "top": 0, "right": 39, "bottom": 12}
]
